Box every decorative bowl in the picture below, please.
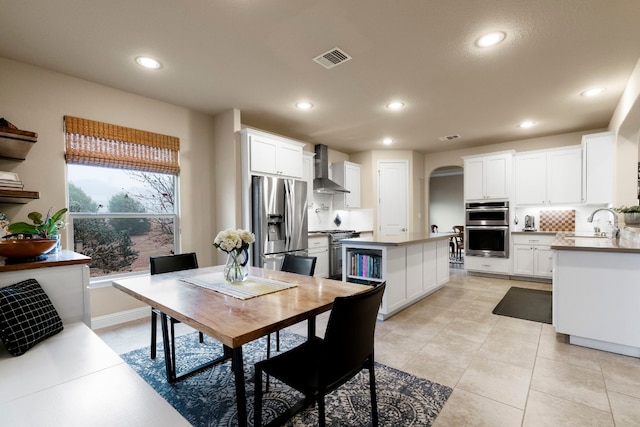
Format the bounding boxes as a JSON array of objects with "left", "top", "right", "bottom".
[
  {"left": 624, "top": 212, "right": 640, "bottom": 226},
  {"left": 0, "top": 239, "right": 58, "bottom": 258}
]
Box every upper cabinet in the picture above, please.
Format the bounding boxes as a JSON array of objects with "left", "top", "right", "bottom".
[
  {"left": 331, "top": 161, "right": 361, "bottom": 209},
  {"left": 241, "top": 129, "right": 304, "bottom": 179},
  {"left": 582, "top": 131, "right": 615, "bottom": 205},
  {"left": 463, "top": 152, "right": 513, "bottom": 200},
  {"left": 515, "top": 146, "right": 582, "bottom": 205}
]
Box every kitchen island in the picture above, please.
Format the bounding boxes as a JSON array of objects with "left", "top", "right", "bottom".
[
  {"left": 340, "top": 232, "right": 454, "bottom": 320},
  {"left": 551, "top": 232, "right": 640, "bottom": 358}
]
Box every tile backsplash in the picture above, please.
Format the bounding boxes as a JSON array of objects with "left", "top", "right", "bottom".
[
  {"left": 539, "top": 209, "right": 576, "bottom": 231},
  {"left": 308, "top": 193, "right": 374, "bottom": 232}
]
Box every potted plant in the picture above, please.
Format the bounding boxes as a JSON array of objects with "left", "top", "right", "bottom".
[
  {"left": 6, "top": 208, "right": 68, "bottom": 238},
  {"left": 614, "top": 205, "right": 640, "bottom": 225}
]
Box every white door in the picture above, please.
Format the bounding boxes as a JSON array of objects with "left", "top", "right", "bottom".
[{"left": 378, "top": 160, "right": 408, "bottom": 236}]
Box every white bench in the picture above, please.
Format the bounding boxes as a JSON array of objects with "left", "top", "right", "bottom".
[{"left": 0, "top": 256, "right": 189, "bottom": 426}]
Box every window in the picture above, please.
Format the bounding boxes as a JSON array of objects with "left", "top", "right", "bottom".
[{"left": 64, "top": 116, "right": 180, "bottom": 278}]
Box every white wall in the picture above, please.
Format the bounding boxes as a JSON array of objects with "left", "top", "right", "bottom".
[
  {"left": 0, "top": 57, "right": 218, "bottom": 318},
  {"left": 610, "top": 57, "right": 640, "bottom": 206}
]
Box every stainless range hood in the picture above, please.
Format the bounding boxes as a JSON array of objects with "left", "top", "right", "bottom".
[{"left": 313, "top": 144, "right": 350, "bottom": 194}]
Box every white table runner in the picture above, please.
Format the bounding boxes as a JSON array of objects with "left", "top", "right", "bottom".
[{"left": 181, "top": 272, "right": 297, "bottom": 300}]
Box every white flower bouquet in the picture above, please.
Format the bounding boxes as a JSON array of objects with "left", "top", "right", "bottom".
[
  {"left": 213, "top": 228, "right": 255, "bottom": 254},
  {"left": 213, "top": 228, "right": 255, "bottom": 282}
]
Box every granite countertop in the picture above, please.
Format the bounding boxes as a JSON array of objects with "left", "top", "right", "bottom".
[
  {"left": 339, "top": 231, "right": 455, "bottom": 247},
  {"left": 551, "top": 232, "right": 640, "bottom": 254},
  {"left": 0, "top": 250, "right": 91, "bottom": 272}
]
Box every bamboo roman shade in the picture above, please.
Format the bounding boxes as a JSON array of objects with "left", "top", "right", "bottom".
[{"left": 64, "top": 116, "right": 180, "bottom": 175}]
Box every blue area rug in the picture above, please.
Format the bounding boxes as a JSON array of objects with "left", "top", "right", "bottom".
[{"left": 121, "top": 330, "right": 452, "bottom": 426}]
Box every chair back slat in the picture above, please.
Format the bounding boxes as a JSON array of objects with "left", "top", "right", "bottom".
[
  {"left": 150, "top": 253, "right": 198, "bottom": 275},
  {"left": 281, "top": 254, "right": 317, "bottom": 276}
]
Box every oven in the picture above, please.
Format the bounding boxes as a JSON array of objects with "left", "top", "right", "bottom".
[
  {"left": 324, "top": 230, "right": 359, "bottom": 280},
  {"left": 465, "top": 201, "right": 509, "bottom": 226},
  {"left": 465, "top": 201, "right": 509, "bottom": 258}
]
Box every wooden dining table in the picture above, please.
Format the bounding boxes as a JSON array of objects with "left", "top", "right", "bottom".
[{"left": 112, "top": 265, "right": 366, "bottom": 427}]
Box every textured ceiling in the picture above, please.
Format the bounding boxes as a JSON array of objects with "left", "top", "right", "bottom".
[{"left": 1, "top": 0, "right": 639, "bottom": 153}]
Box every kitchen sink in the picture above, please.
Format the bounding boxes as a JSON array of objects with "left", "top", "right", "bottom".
[{"left": 563, "top": 234, "right": 610, "bottom": 240}]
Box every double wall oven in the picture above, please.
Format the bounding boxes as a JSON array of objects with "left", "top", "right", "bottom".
[{"left": 465, "top": 201, "right": 509, "bottom": 258}]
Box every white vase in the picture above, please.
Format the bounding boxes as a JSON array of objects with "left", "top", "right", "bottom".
[{"left": 224, "top": 250, "right": 248, "bottom": 283}]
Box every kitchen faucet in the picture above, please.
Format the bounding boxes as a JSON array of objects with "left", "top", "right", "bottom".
[{"left": 587, "top": 208, "right": 620, "bottom": 239}]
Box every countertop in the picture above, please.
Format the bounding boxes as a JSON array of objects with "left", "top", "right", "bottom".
[
  {"left": 551, "top": 232, "right": 640, "bottom": 254},
  {"left": 0, "top": 249, "right": 91, "bottom": 272},
  {"left": 511, "top": 230, "right": 557, "bottom": 235},
  {"left": 339, "top": 232, "right": 455, "bottom": 247}
]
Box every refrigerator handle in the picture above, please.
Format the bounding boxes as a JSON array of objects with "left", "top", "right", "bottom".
[{"left": 284, "top": 179, "right": 292, "bottom": 250}]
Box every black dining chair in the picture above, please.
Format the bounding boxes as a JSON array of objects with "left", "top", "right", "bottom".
[
  {"left": 149, "top": 253, "right": 204, "bottom": 363},
  {"left": 254, "top": 282, "right": 386, "bottom": 427},
  {"left": 268, "top": 254, "right": 317, "bottom": 356}
]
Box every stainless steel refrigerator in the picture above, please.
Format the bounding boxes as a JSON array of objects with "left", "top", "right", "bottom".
[{"left": 251, "top": 175, "right": 308, "bottom": 270}]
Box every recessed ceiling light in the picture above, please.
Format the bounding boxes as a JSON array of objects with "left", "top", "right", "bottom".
[
  {"left": 295, "top": 102, "right": 314, "bottom": 110},
  {"left": 135, "top": 56, "right": 161, "bottom": 69},
  {"left": 382, "top": 138, "right": 394, "bottom": 145},
  {"left": 581, "top": 87, "right": 606, "bottom": 97},
  {"left": 475, "top": 31, "right": 506, "bottom": 48},
  {"left": 386, "top": 101, "right": 405, "bottom": 110},
  {"left": 518, "top": 120, "right": 536, "bottom": 129}
]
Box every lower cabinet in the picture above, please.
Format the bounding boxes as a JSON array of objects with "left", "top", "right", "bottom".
[
  {"left": 464, "top": 255, "right": 510, "bottom": 275},
  {"left": 341, "top": 238, "right": 450, "bottom": 320},
  {"left": 308, "top": 235, "right": 329, "bottom": 278},
  {"left": 512, "top": 234, "right": 555, "bottom": 279}
]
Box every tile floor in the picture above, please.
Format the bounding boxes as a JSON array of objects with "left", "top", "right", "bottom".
[{"left": 95, "top": 269, "right": 640, "bottom": 426}]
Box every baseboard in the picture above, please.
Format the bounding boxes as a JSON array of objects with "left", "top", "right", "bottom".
[{"left": 91, "top": 306, "right": 150, "bottom": 330}]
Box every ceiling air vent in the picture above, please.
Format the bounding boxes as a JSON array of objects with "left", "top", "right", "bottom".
[
  {"left": 439, "top": 134, "right": 461, "bottom": 142},
  {"left": 313, "top": 47, "right": 352, "bottom": 69}
]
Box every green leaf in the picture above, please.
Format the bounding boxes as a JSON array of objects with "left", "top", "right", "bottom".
[
  {"left": 50, "top": 208, "right": 68, "bottom": 223},
  {"left": 27, "top": 212, "right": 44, "bottom": 225},
  {"left": 6, "top": 222, "right": 39, "bottom": 235}
]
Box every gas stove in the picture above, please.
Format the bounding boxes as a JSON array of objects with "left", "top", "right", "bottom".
[{"left": 310, "top": 230, "right": 358, "bottom": 242}]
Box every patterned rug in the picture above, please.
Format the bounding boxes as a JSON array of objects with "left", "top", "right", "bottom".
[{"left": 121, "top": 331, "right": 452, "bottom": 426}]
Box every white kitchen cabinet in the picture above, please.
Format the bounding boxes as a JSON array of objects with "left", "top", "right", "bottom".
[
  {"left": 302, "top": 151, "right": 315, "bottom": 207},
  {"left": 554, "top": 249, "right": 640, "bottom": 357},
  {"left": 464, "top": 255, "right": 510, "bottom": 275},
  {"left": 512, "top": 233, "right": 555, "bottom": 278},
  {"left": 463, "top": 152, "right": 513, "bottom": 200},
  {"left": 242, "top": 129, "right": 304, "bottom": 178},
  {"left": 331, "top": 161, "right": 361, "bottom": 209},
  {"left": 308, "top": 235, "right": 329, "bottom": 278},
  {"left": 515, "top": 146, "right": 582, "bottom": 205},
  {"left": 582, "top": 131, "right": 615, "bottom": 205}
]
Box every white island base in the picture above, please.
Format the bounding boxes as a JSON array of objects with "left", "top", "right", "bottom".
[
  {"left": 341, "top": 233, "right": 451, "bottom": 320},
  {"left": 553, "top": 249, "right": 640, "bottom": 358}
]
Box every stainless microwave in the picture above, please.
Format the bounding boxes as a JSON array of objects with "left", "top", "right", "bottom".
[{"left": 465, "top": 201, "right": 509, "bottom": 226}]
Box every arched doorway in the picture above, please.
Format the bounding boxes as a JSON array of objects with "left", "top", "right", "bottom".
[{"left": 428, "top": 166, "right": 464, "bottom": 233}]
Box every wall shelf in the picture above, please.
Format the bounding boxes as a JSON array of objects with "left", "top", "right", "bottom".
[
  {"left": 0, "top": 127, "right": 37, "bottom": 160},
  {"left": 0, "top": 189, "right": 39, "bottom": 204}
]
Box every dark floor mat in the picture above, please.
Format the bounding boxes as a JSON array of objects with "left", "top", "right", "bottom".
[{"left": 492, "top": 287, "right": 552, "bottom": 324}]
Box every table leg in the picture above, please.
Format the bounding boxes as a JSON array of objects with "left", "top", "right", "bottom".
[
  {"left": 307, "top": 316, "right": 316, "bottom": 340},
  {"left": 160, "top": 312, "right": 231, "bottom": 384},
  {"left": 160, "top": 313, "right": 175, "bottom": 382},
  {"left": 231, "top": 346, "right": 247, "bottom": 427}
]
